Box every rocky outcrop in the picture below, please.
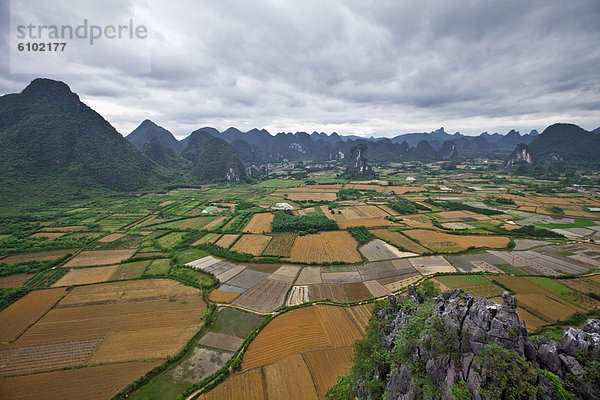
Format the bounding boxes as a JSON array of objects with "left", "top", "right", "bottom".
[
  {"left": 361, "top": 288, "right": 600, "bottom": 400},
  {"left": 505, "top": 143, "right": 533, "bottom": 168},
  {"left": 345, "top": 143, "right": 375, "bottom": 178}
]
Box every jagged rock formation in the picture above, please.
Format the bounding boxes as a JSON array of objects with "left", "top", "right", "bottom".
[
  {"left": 505, "top": 143, "right": 534, "bottom": 168},
  {"left": 345, "top": 144, "right": 376, "bottom": 178},
  {"left": 337, "top": 287, "right": 599, "bottom": 400}
]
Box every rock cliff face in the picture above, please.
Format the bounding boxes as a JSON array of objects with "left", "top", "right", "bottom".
[
  {"left": 345, "top": 287, "right": 599, "bottom": 400},
  {"left": 505, "top": 143, "right": 533, "bottom": 168},
  {"left": 345, "top": 143, "right": 375, "bottom": 178}
]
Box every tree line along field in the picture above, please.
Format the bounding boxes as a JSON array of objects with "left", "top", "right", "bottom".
[{"left": 0, "top": 166, "right": 599, "bottom": 399}]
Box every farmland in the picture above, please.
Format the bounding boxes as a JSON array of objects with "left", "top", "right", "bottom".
[
  {"left": 287, "top": 231, "right": 362, "bottom": 263},
  {"left": 243, "top": 213, "right": 274, "bottom": 233},
  {"left": 1, "top": 164, "right": 599, "bottom": 399}
]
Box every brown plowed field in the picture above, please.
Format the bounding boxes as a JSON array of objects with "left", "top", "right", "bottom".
[
  {"left": 243, "top": 213, "right": 274, "bottom": 233},
  {"left": 0, "top": 360, "right": 162, "bottom": 400},
  {"left": 309, "top": 283, "right": 346, "bottom": 302},
  {"left": 230, "top": 234, "right": 271, "bottom": 256},
  {"left": 198, "top": 332, "right": 244, "bottom": 352},
  {"left": 1, "top": 250, "right": 73, "bottom": 265},
  {"left": 63, "top": 249, "right": 136, "bottom": 267},
  {"left": 264, "top": 353, "right": 318, "bottom": 400},
  {"left": 342, "top": 282, "right": 373, "bottom": 302},
  {"left": 0, "top": 274, "right": 34, "bottom": 289},
  {"left": 303, "top": 346, "right": 355, "bottom": 398},
  {"left": 288, "top": 231, "right": 362, "bottom": 264},
  {"left": 51, "top": 265, "right": 119, "bottom": 287},
  {"left": 0, "top": 288, "right": 68, "bottom": 344}
]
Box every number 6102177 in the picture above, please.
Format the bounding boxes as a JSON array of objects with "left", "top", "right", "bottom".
[{"left": 18, "top": 42, "right": 66, "bottom": 51}]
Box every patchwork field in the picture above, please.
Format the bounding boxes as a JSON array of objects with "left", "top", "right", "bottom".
[
  {"left": 201, "top": 304, "right": 367, "bottom": 400},
  {"left": 287, "top": 231, "right": 362, "bottom": 264}
]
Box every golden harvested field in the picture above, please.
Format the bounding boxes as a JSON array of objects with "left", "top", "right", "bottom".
[
  {"left": 51, "top": 265, "right": 119, "bottom": 287},
  {"left": 214, "top": 234, "right": 239, "bottom": 249},
  {"left": 370, "top": 229, "right": 429, "bottom": 254},
  {"left": 264, "top": 354, "right": 318, "bottom": 400},
  {"left": 0, "top": 250, "right": 73, "bottom": 264},
  {"left": 242, "top": 305, "right": 363, "bottom": 370},
  {"left": 197, "top": 367, "right": 265, "bottom": 400},
  {"left": 97, "top": 233, "right": 125, "bottom": 243},
  {"left": 0, "top": 288, "right": 67, "bottom": 344},
  {"left": 230, "top": 234, "right": 272, "bottom": 256},
  {"left": 63, "top": 249, "right": 136, "bottom": 267},
  {"left": 208, "top": 289, "right": 241, "bottom": 303},
  {"left": 243, "top": 213, "right": 274, "bottom": 233},
  {"left": 0, "top": 274, "right": 34, "bottom": 288},
  {"left": 87, "top": 326, "right": 199, "bottom": 364},
  {"left": 287, "top": 231, "right": 362, "bottom": 264},
  {"left": 262, "top": 233, "right": 297, "bottom": 257},
  {"left": 404, "top": 229, "right": 509, "bottom": 252},
  {"left": 0, "top": 360, "right": 162, "bottom": 400},
  {"left": 57, "top": 279, "right": 199, "bottom": 306},
  {"left": 303, "top": 346, "right": 355, "bottom": 398}
]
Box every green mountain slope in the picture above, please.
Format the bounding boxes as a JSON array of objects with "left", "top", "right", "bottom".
[
  {"left": 191, "top": 137, "right": 246, "bottom": 182},
  {"left": 0, "top": 78, "right": 159, "bottom": 204},
  {"left": 528, "top": 123, "right": 600, "bottom": 165}
]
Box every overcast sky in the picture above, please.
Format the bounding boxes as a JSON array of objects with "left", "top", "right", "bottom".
[{"left": 1, "top": 0, "right": 599, "bottom": 139}]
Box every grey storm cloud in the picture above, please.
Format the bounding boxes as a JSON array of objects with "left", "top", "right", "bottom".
[{"left": 1, "top": 0, "right": 599, "bottom": 138}]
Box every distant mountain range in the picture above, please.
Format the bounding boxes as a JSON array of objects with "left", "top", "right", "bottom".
[
  {"left": 127, "top": 121, "right": 542, "bottom": 165},
  {"left": 0, "top": 78, "right": 597, "bottom": 205}
]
